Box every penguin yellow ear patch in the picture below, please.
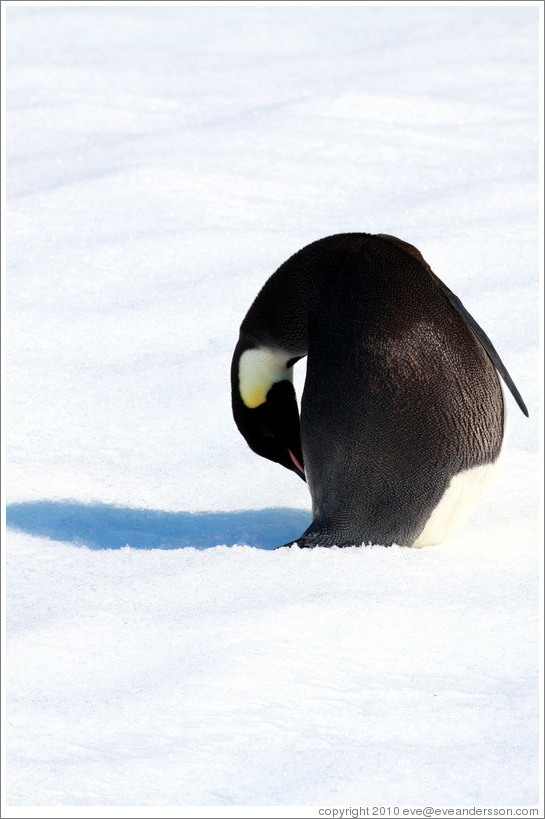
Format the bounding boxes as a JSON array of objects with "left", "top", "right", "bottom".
[{"left": 238, "top": 348, "right": 293, "bottom": 409}]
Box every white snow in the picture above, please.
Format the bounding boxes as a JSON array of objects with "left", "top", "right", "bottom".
[{"left": 3, "top": 3, "right": 542, "bottom": 814}]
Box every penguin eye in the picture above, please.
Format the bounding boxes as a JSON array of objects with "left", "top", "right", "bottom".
[{"left": 286, "top": 356, "right": 302, "bottom": 369}]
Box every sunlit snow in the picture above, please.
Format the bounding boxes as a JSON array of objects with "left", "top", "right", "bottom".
[{"left": 4, "top": 3, "right": 541, "bottom": 812}]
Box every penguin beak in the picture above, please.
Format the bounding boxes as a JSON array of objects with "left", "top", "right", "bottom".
[{"left": 288, "top": 448, "right": 306, "bottom": 480}]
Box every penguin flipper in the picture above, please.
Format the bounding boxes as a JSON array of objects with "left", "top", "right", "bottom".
[
  {"left": 433, "top": 279, "right": 529, "bottom": 418},
  {"left": 377, "top": 233, "right": 529, "bottom": 418}
]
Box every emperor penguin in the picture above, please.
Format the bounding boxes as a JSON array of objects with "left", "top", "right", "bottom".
[{"left": 230, "top": 233, "right": 528, "bottom": 548}]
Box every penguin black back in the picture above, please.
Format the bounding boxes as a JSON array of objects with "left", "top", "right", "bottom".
[{"left": 231, "top": 233, "right": 528, "bottom": 548}]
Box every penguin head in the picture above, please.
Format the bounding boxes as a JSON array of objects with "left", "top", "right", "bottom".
[{"left": 231, "top": 341, "right": 306, "bottom": 481}]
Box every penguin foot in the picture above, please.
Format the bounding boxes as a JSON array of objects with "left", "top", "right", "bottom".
[
  {"left": 274, "top": 540, "right": 299, "bottom": 549},
  {"left": 275, "top": 537, "right": 325, "bottom": 549}
]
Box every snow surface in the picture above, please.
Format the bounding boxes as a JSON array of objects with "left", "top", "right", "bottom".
[{"left": 3, "top": 3, "right": 542, "bottom": 813}]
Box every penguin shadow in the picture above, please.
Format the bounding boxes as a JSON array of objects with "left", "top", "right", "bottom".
[{"left": 5, "top": 501, "right": 312, "bottom": 551}]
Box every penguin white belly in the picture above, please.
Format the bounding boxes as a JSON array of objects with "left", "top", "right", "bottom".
[{"left": 413, "top": 456, "right": 502, "bottom": 548}]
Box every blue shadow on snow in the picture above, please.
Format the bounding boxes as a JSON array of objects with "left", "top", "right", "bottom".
[{"left": 6, "top": 501, "right": 312, "bottom": 551}]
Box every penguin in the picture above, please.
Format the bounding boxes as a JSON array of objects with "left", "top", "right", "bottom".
[{"left": 230, "top": 233, "right": 528, "bottom": 548}]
